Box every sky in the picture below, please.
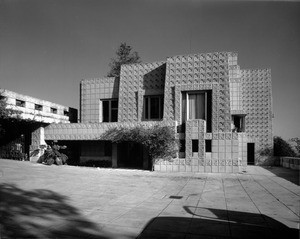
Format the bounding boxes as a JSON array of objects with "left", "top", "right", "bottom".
[{"left": 0, "top": 0, "right": 299, "bottom": 139}]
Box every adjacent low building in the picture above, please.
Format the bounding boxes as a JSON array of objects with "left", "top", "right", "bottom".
[
  {"left": 40, "top": 51, "right": 273, "bottom": 172},
  {"left": 0, "top": 89, "right": 77, "bottom": 160}
]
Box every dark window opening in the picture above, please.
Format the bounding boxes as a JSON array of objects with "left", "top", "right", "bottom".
[
  {"left": 102, "top": 99, "right": 118, "bottom": 122},
  {"left": 144, "top": 95, "right": 163, "bottom": 120},
  {"left": 232, "top": 115, "right": 245, "bottom": 132},
  {"left": 192, "top": 140, "right": 199, "bottom": 153},
  {"left": 51, "top": 107, "right": 57, "bottom": 114},
  {"left": 179, "top": 140, "right": 185, "bottom": 152},
  {"left": 16, "top": 99, "right": 25, "bottom": 107},
  {"left": 205, "top": 140, "right": 212, "bottom": 152},
  {"left": 35, "top": 104, "right": 43, "bottom": 111},
  {"left": 64, "top": 110, "right": 69, "bottom": 116}
]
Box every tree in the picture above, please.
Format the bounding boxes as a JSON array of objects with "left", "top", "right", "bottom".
[
  {"left": 289, "top": 138, "right": 300, "bottom": 156},
  {"left": 0, "top": 91, "right": 22, "bottom": 138},
  {"left": 273, "top": 136, "right": 296, "bottom": 157},
  {"left": 107, "top": 43, "right": 141, "bottom": 78}
]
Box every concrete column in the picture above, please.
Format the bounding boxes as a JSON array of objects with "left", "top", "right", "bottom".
[
  {"left": 30, "top": 126, "right": 46, "bottom": 162},
  {"left": 112, "top": 143, "right": 118, "bottom": 168}
]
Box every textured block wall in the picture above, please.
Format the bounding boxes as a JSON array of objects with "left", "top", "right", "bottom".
[
  {"left": 240, "top": 69, "right": 273, "bottom": 151},
  {"left": 118, "top": 62, "right": 166, "bottom": 122},
  {"left": 80, "top": 78, "right": 119, "bottom": 123},
  {"left": 164, "top": 52, "right": 233, "bottom": 133}
]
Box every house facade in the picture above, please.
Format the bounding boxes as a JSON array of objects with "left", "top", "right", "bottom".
[{"left": 40, "top": 51, "right": 273, "bottom": 172}]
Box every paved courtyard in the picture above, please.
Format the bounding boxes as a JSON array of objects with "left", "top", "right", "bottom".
[{"left": 0, "top": 159, "right": 299, "bottom": 239}]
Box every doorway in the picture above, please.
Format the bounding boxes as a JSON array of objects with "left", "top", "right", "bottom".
[{"left": 247, "top": 143, "right": 255, "bottom": 165}]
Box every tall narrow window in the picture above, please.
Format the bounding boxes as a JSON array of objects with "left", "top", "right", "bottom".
[
  {"left": 102, "top": 99, "right": 118, "bottom": 122},
  {"left": 205, "top": 140, "right": 212, "bottom": 152},
  {"left": 144, "top": 95, "right": 163, "bottom": 120},
  {"left": 192, "top": 140, "right": 199, "bottom": 153},
  {"left": 181, "top": 91, "right": 212, "bottom": 132},
  {"left": 188, "top": 93, "right": 205, "bottom": 120},
  {"left": 179, "top": 140, "right": 186, "bottom": 152}
]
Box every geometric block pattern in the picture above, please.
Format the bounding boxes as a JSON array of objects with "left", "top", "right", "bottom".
[
  {"left": 118, "top": 62, "right": 166, "bottom": 122},
  {"left": 240, "top": 69, "right": 273, "bottom": 151},
  {"left": 164, "top": 52, "right": 232, "bottom": 132},
  {"left": 44, "top": 121, "right": 175, "bottom": 141},
  {"left": 80, "top": 77, "right": 119, "bottom": 123}
]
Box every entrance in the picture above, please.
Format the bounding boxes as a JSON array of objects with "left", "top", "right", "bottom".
[
  {"left": 247, "top": 143, "right": 255, "bottom": 165},
  {"left": 117, "top": 142, "right": 144, "bottom": 169}
]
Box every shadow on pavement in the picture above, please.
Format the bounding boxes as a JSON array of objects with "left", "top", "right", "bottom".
[
  {"left": 138, "top": 206, "right": 299, "bottom": 239},
  {"left": 0, "top": 183, "right": 133, "bottom": 239},
  {"left": 262, "top": 166, "right": 300, "bottom": 186}
]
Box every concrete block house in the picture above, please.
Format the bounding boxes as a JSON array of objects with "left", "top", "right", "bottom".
[{"left": 36, "top": 51, "right": 273, "bottom": 172}]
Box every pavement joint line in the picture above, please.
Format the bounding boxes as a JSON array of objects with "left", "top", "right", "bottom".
[
  {"left": 251, "top": 175, "right": 299, "bottom": 218},
  {"left": 236, "top": 173, "right": 276, "bottom": 230},
  {"left": 222, "top": 176, "right": 233, "bottom": 238}
]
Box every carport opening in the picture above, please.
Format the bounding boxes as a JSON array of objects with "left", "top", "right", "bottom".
[{"left": 117, "top": 142, "right": 145, "bottom": 169}]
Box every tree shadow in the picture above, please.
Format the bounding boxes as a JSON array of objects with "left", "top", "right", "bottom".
[
  {"left": 138, "top": 206, "right": 299, "bottom": 239},
  {"left": 260, "top": 166, "right": 300, "bottom": 186},
  {"left": 0, "top": 183, "right": 119, "bottom": 238}
]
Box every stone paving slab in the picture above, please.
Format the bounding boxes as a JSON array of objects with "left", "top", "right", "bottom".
[{"left": 0, "top": 159, "right": 299, "bottom": 239}]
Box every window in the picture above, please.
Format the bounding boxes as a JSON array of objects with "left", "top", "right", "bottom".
[
  {"left": 179, "top": 140, "right": 185, "bottom": 152},
  {"left": 16, "top": 99, "right": 25, "bottom": 107},
  {"left": 64, "top": 110, "right": 69, "bottom": 116},
  {"left": 182, "top": 91, "right": 212, "bottom": 132},
  {"left": 192, "top": 140, "right": 199, "bottom": 153},
  {"left": 51, "top": 107, "right": 57, "bottom": 114},
  {"left": 231, "top": 115, "right": 245, "bottom": 132},
  {"left": 205, "top": 140, "right": 212, "bottom": 152},
  {"left": 102, "top": 99, "right": 118, "bottom": 122},
  {"left": 35, "top": 104, "right": 43, "bottom": 111},
  {"left": 144, "top": 95, "right": 163, "bottom": 120}
]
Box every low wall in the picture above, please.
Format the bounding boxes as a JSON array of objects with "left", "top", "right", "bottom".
[{"left": 280, "top": 157, "right": 300, "bottom": 170}]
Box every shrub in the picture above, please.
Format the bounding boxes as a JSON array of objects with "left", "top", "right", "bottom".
[
  {"left": 274, "top": 136, "right": 296, "bottom": 157},
  {"left": 101, "top": 125, "right": 179, "bottom": 168},
  {"left": 37, "top": 144, "right": 68, "bottom": 166},
  {"left": 258, "top": 147, "right": 272, "bottom": 156}
]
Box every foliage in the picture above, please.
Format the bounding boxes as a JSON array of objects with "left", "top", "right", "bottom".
[
  {"left": 273, "top": 136, "right": 296, "bottom": 157},
  {"left": 289, "top": 137, "right": 300, "bottom": 156},
  {"left": 0, "top": 90, "right": 23, "bottom": 139},
  {"left": 258, "top": 147, "right": 273, "bottom": 156},
  {"left": 107, "top": 43, "right": 141, "bottom": 78},
  {"left": 37, "top": 144, "right": 68, "bottom": 166},
  {"left": 101, "top": 125, "right": 178, "bottom": 165}
]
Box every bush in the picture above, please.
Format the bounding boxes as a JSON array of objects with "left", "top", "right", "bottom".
[
  {"left": 37, "top": 144, "right": 68, "bottom": 166},
  {"left": 274, "top": 136, "right": 296, "bottom": 157},
  {"left": 101, "top": 125, "right": 179, "bottom": 168}
]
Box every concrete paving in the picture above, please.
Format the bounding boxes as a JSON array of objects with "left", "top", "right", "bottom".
[{"left": 0, "top": 159, "right": 299, "bottom": 239}]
